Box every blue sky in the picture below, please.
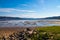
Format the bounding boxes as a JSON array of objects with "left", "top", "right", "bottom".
[{"left": 0, "top": 0, "right": 60, "bottom": 18}]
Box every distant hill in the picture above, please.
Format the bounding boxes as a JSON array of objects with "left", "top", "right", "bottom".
[
  {"left": 0, "top": 16, "right": 21, "bottom": 20},
  {"left": 45, "top": 16, "right": 60, "bottom": 19},
  {"left": 0, "top": 16, "right": 41, "bottom": 20},
  {"left": 0, "top": 16, "right": 60, "bottom": 21}
]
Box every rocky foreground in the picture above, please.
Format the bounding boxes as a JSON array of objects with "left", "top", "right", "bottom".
[{"left": 0, "top": 26, "right": 60, "bottom": 40}]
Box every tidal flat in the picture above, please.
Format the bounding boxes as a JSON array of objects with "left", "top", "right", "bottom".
[{"left": 0, "top": 19, "right": 60, "bottom": 27}]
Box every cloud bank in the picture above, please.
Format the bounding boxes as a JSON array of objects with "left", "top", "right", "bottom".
[{"left": 0, "top": 8, "right": 35, "bottom": 13}]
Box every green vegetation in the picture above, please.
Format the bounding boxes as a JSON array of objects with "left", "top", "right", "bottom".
[
  {"left": 36, "top": 26, "right": 60, "bottom": 34},
  {"left": 36, "top": 26, "right": 60, "bottom": 40}
]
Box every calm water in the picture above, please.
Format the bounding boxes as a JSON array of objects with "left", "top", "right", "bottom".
[{"left": 0, "top": 19, "right": 60, "bottom": 27}]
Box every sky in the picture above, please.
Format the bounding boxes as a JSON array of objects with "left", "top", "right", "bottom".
[{"left": 0, "top": 0, "right": 60, "bottom": 18}]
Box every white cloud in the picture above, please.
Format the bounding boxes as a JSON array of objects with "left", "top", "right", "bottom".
[
  {"left": 0, "top": 8, "right": 35, "bottom": 13},
  {"left": 19, "top": 13, "right": 44, "bottom": 18},
  {"left": 57, "top": 5, "right": 60, "bottom": 8},
  {"left": 0, "top": 8, "right": 14, "bottom": 12}
]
